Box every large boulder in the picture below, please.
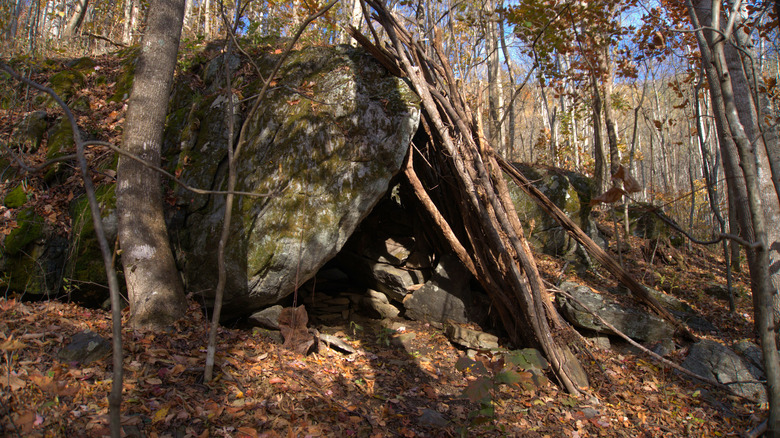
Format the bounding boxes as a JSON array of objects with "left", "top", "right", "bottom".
[
  {"left": 556, "top": 282, "right": 675, "bottom": 343},
  {"left": 682, "top": 340, "right": 766, "bottom": 402},
  {"left": 172, "top": 45, "right": 421, "bottom": 317},
  {"left": 506, "top": 164, "right": 603, "bottom": 259}
]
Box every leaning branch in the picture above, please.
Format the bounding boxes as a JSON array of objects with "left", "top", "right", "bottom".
[
  {"left": 494, "top": 153, "right": 696, "bottom": 341},
  {"left": 0, "top": 61, "right": 125, "bottom": 438}
]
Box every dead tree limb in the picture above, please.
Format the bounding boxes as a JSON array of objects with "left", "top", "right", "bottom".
[
  {"left": 494, "top": 153, "right": 697, "bottom": 341},
  {"left": 357, "top": 0, "right": 587, "bottom": 394}
]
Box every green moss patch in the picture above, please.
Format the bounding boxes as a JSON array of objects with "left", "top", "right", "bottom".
[{"left": 3, "top": 208, "right": 44, "bottom": 255}]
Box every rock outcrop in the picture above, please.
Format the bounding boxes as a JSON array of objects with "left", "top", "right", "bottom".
[
  {"left": 168, "top": 45, "right": 421, "bottom": 316},
  {"left": 556, "top": 282, "right": 675, "bottom": 343}
]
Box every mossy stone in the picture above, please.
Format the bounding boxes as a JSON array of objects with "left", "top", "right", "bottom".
[
  {"left": 64, "top": 184, "right": 118, "bottom": 301},
  {"left": 47, "top": 69, "right": 86, "bottom": 106},
  {"left": 108, "top": 48, "right": 139, "bottom": 103},
  {"left": 3, "top": 208, "right": 44, "bottom": 255},
  {"left": 12, "top": 110, "right": 49, "bottom": 153},
  {"left": 3, "top": 185, "right": 27, "bottom": 208},
  {"left": 44, "top": 118, "right": 76, "bottom": 183},
  {"left": 66, "top": 56, "right": 97, "bottom": 72}
]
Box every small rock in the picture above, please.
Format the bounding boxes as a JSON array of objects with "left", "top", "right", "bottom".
[
  {"left": 650, "top": 339, "right": 676, "bottom": 357},
  {"left": 444, "top": 324, "right": 498, "bottom": 350},
  {"left": 360, "top": 296, "right": 400, "bottom": 319},
  {"left": 58, "top": 330, "right": 111, "bottom": 365},
  {"left": 248, "top": 305, "right": 283, "bottom": 330},
  {"left": 252, "top": 327, "right": 284, "bottom": 344},
  {"left": 367, "top": 289, "right": 389, "bottom": 304},
  {"left": 581, "top": 407, "right": 600, "bottom": 419},
  {"left": 418, "top": 408, "right": 449, "bottom": 427},
  {"left": 392, "top": 332, "right": 417, "bottom": 350}
]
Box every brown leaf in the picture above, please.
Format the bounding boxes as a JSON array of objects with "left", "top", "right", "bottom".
[
  {"left": 590, "top": 187, "right": 626, "bottom": 205},
  {"left": 278, "top": 306, "right": 315, "bottom": 355},
  {"left": 611, "top": 165, "right": 642, "bottom": 193},
  {"left": 0, "top": 337, "right": 27, "bottom": 351}
]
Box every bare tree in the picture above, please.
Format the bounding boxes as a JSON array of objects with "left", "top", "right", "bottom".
[
  {"left": 685, "top": 0, "right": 780, "bottom": 435},
  {"left": 117, "top": 0, "right": 188, "bottom": 330}
]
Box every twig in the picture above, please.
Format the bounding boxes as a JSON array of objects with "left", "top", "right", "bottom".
[
  {"left": 0, "top": 61, "right": 124, "bottom": 438},
  {"left": 1, "top": 142, "right": 77, "bottom": 173},
  {"left": 81, "top": 32, "right": 128, "bottom": 48},
  {"left": 549, "top": 283, "right": 758, "bottom": 402},
  {"left": 84, "top": 141, "right": 274, "bottom": 198}
]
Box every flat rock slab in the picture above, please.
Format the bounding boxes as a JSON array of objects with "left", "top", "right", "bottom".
[{"left": 556, "top": 282, "right": 674, "bottom": 343}]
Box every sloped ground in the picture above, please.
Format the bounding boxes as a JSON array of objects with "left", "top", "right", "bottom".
[
  {"left": 0, "top": 221, "right": 765, "bottom": 436},
  {"left": 0, "top": 238, "right": 764, "bottom": 438},
  {"left": 0, "top": 53, "right": 766, "bottom": 437}
]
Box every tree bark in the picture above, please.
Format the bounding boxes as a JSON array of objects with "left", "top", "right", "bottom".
[
  {"left": 117, "top": 0, "right": 187, "bottom": 330},
  {"left": 591, "top": 72, "right": 608, "bottom": 194},
  {"left": 687, "top": 1, "right": 780, "bottom": 435},
  {"left": 62, "top": 0, "right": 89, "bottom": 39}
]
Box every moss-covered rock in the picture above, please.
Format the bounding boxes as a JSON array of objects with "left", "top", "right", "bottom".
[
  {"left": 3, "top": 208, "right": 44, "bottom": 255},
  {"left": 63, "top": 184, "right": 120, "bottom": 305},
  {"left": 506, "top": 164, "right": 602, "bottom": 259},
  {"left": 45, "top": 69, "right": 86, "bottom": 106},
  {"left": 0, "top": 208, "right": 67, "bottom": 297},
  {"left": 66, "top": 56, "right": 97, "bottom": 72},
  {"left": 175, "top": 45, "right": 421, "bottom": 317},
  {"left": 11, "top": 110, "right": 49, "bottom": 153},
  {"left": 44, "top": 117, "right": 77, "bottom": 184},
  {"left": 3, "top": 184, "right": 28, "bottom": 208},
  {"left": 625, "top": 203, "right": 675, "bottom": 241},
  {"left": 108, "top": 47, "right": 139, "bottom": 103}
]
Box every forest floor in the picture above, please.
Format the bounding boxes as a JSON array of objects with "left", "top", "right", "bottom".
[
  {"left": 0, "top": 236, "right": 766, "bottom": 437},
  {"left": 0, "top": 55, "right": 769, "bottom": 437}
]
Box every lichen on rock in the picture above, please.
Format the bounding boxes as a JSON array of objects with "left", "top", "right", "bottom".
[{"left": 173, "top": 45, "right": 421, "bottom": 317}]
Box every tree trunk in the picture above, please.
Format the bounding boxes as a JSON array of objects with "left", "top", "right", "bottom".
[
  {"left": 498, "top": 9, "right": 516, "bottom": 159},
  {"left": 182, "top": 0, "right": 193, "bottom": 37},
  {"left": 62, "top": 0, "right": 89, "bottom": 39},
  {"left": 117, "top": 0, "right": 187, "bottom": 330},
  {"left": 687, "top": 1, "right": 780, "bottom": 435},
  {"left": 485, "top": 3, "right": 504, "bottom": 152},
  {"left": 591, "top": 72, "right": 607, "bottom": 193},
  {"left": 122, "top": 0, "right": 135, "bottom": 46},
  {"left": 726, "top": 9, "right": 780, "bottom": 325}
]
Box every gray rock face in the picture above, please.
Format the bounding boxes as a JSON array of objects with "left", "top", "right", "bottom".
[
  {"left": 403, "top": 254, "right": 474, "bottom": 324},
  {"left": 506, "top": 164, "right": 603, "bottom": 258},
  {"left": 248, "top": 305, "right": 283, "bottom": 330},
  {"left": 174, "top": 46, "right": 421, "bottom": 316},
  {"left": 556, "top": 282, "right": 675, "bottom": 343},
  {"left": 682, "top": 340, "right": 766, "bottom": 402}
]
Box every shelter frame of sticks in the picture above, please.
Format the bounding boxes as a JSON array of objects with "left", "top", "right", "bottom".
[{"left": 349, "top": 0, "right": 693, "bottom": 394}]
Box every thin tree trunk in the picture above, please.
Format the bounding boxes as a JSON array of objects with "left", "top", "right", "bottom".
[
  {"left": 485, "top": 2, "right": 504, "bottom": 152},
  {"left": 591, "top": 72, "right": 607, "bottom": 194},
  {"left": 62, "top": 0, "right": 89, "bottom": 39},
  {"left": 117, "top": 0, "right": 187, "bottom": 330},
  {"left": 602, "top": 49, "right": 620, "bottom": 180},
  {"left": 687, "top": 1, "right": 780, "bottom": 435},
  {"left": 498, "top": 8, "right": 516, "bottom": 159}
]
